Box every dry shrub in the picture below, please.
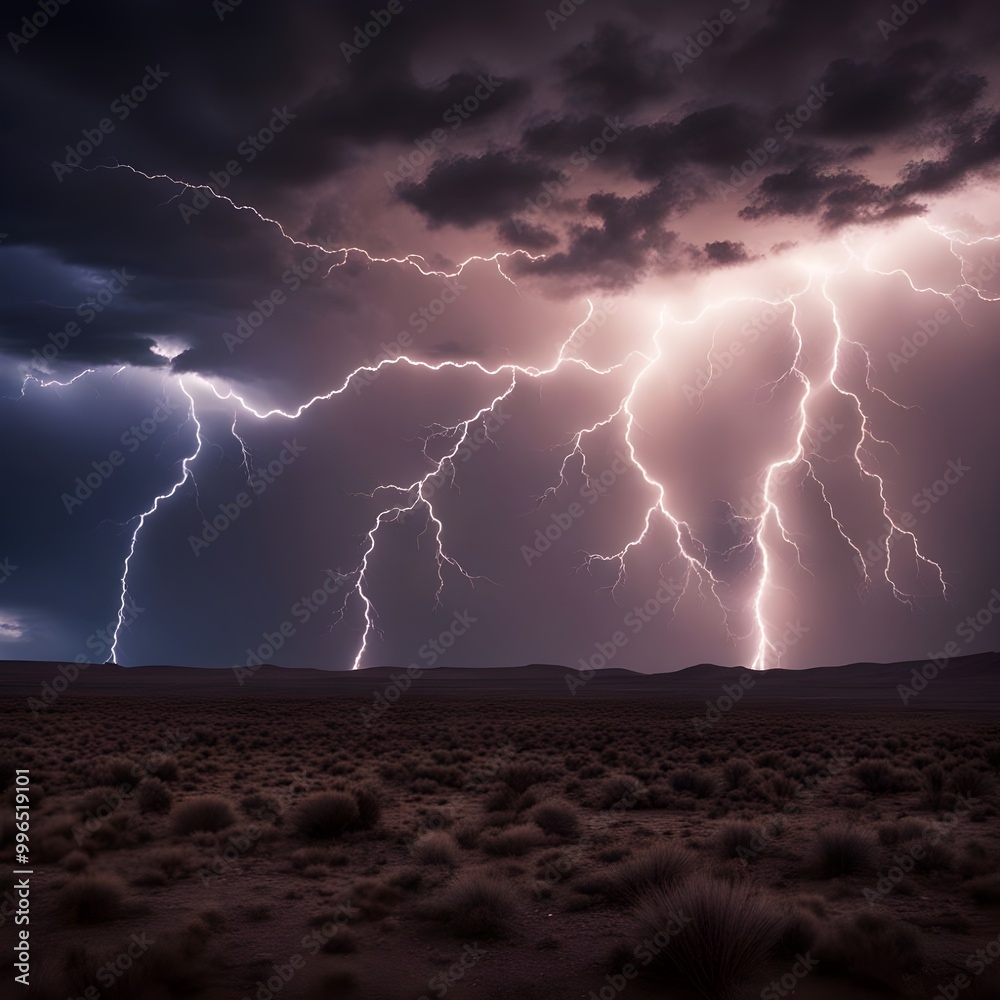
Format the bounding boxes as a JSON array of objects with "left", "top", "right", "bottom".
[
  {"left": 596, "top": 775, "right": 646, "bottom": 809},
  {"left": 453, "top": 821, "right": 481, "bottom": 849},
  {"left": 59, "top": 873, "right": 127, "bottom": 923},
  {"left": 352, "top": 783, "right": 383, "bottom": 829},
  {"left": 89, "top": 756, "right": 138, "bottom": 788},
  {"left": 150, "top": 845, "right": 196, "bottom": 879},
  {"left": 412, "top": 831, "right": 459, "bottom": 865},
  {"left": 670, "top": 768, "right": 716, "bottom": 798},
  {"left": 531, "top": 799, "right": 581, "bottom": 839},
  {"left": 632, "top": 873, "right": 783, "bottom": 999},
  {"left": 61, "top": 850, "right": 89, "bottom": 873},
  {"left": 322, "top": 928, "right": 359, "bottom": 954},
  {"left": 950, "top": 763, "right": 993, "bottom": 798},
  {"left": 722, "top": 759, "right": 754, "bottom": 791},
  {"left": 877, "top": 817, "right": 928, "bottom": 845},
  {"left": 481, "top": 823, "right": 546, "bottom": 857},
  {"left": 922, "top": 764, "right": 949, "bottom": 809},
  {"left": 717, "top": 820, "right": 768, "bottom": 860},
  {"left": 429, "top": 871, "right": 521, "bottom": 938},
  {"left": 852, "top": 760, "right": 913, "bottom": 794},
  {"left": 171, "top": 795, "right": 235, "bottom": 834},
  {"left": 293, "top": 792, "right": 360, "bottom": 838},
  {"left": 138, "top": 778, "right": 172, "bottom": 814},
  {"left": 604, "top": 842, "right": 694, "bottom": 904},
  {"left": 811, "top": 824, "right": 878, "bottom": 877},
  {"left": 351, "top": 877, "right": 402, "bottom": 921},
  {"left": 497, "top": 762, "right": 549, "bottom": 794}
]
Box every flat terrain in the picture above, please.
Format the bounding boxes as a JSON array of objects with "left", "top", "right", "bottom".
[{"left": 1, "top": 658, "right": 999, "bottom": 998}]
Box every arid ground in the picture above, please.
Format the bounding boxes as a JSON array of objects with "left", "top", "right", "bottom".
[{"left": 2, "top": 657, "right": 999, "bottom": 999}]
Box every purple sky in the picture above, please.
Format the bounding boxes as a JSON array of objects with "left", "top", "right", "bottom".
[{"left": 1, "top": 0, "right": 999, "bottom": 671}]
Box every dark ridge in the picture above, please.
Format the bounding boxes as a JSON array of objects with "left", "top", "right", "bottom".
[{"left": 1, "top": 651, "right": 996, "bottom": 708}]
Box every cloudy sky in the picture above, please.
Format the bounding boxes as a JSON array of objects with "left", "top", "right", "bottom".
[{"left": 1, "top": 0, "right": 998, "bottom": 672}]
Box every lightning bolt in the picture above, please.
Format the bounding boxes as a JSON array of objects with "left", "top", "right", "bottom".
[
  {"left": 10, "top": 368, "right": 98, "bottom": 398},
  {"left": 18, "top": 160, "right": 1000, "bottom": 671},
  {"left": 90, "top": 162, "right": 544, "bottom": 284},
  {"left": 107, "top": 377, "right": 203, "bottom": 663}
]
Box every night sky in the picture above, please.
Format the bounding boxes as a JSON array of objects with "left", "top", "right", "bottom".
[{"left": 1, "top": 0, "right": 999, "bottom": 672}]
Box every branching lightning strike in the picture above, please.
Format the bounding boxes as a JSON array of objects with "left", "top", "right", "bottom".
[{"left": 16, "top": 163, "right": 1000, "bottom": 669}]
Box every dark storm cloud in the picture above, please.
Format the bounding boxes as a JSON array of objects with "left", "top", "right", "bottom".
[
  {"left": 701, "top": 240, "right": 758, "bottom": 267},
  {"left": 2, "top": 0, "right": 997, "bottom": 332},
  {"left": 496, "top": 218, "right": 560, "bottom": 250},
  {"left": 298, "top": 71, "right": 531, "bottom": 147},
  {"left": 900, "top": 109, "right": 1000, "bottom": 195},
  {"left": 398, "top": 152, "right": 562, "bottom": 229},
  {"left": 513, "top": 182, "right": 686, "bottom": 290},
  {"left": 812, "top": 43, "right": 988, "bottom": 138},
  {"left": 738, "top": 165, "right": 928, "bottom": 228},
  {"left": 558, "top": 22, "right": 675, "bottom": 113}
]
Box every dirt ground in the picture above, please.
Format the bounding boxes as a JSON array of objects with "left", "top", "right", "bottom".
[{"left": 2, "top": 695, "right": 999, "bottom": 999}]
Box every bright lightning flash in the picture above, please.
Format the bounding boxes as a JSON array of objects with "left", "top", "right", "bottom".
[{"left": 15, "top": 165, "right": 1000, "bottom": 670}]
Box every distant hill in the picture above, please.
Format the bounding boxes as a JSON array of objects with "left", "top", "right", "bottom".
[{"left": 1, "top": 651, "right": 997, "bottom": 709}]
